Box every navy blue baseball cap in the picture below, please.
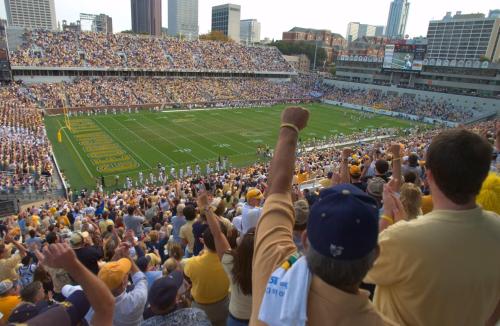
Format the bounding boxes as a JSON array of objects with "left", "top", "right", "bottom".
[
  {"left": 307, "top": 184, "right": 379, "bottom": 260},
  {"left": 148, "top": 271, "right": 184, "bottom": 309}
]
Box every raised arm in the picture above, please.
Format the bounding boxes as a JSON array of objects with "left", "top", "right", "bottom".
[
  {"left": 268, "top": 107, "right": 310, "bottom": 195},
  {"left": 36, "top": 243, "right": 114, "bottom": 325},
  {"left": 339, "top": 147, "right": 352, "bottom": 184},
  {"left": 198, "top": 191, "right": 230, "bottom": 260},
  {"left": 390, "top": 143, "right": 402, "bottom": 193}
]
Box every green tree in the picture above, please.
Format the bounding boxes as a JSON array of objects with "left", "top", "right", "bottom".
[{"left": 199, "top": 31, "right": 232, "bottom": 42}]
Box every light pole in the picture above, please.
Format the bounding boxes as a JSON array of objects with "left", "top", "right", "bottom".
[{"left": 313, "top": 38, "right": 318, "bottom": 72}]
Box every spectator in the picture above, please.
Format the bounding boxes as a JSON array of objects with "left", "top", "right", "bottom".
[
  {"left": 251, "top": 107, "right": 395, "bottom": 325},
  {"left": 365, "top": 129, "right": 500, "bottom": 325},
  {"left": 0, "top": 234, "right": 27, "bottom": 282},
  {"left": 142, "top": 271, "right": 211, "bottom": 325},
  {"left": 124, "top": 206, "right": 145, "bottom": 238},
  {"left": 180, "top": 205, "right": 196, "bottom": 258},
  {"left": 184, "top": 226, "right": 230, "bottom": 326},
  {"left": 0, "top": 280, "right": 21, "bottom": 323},
  {"left": 240, "top": 189, "right": 263, "bottom": 235},
  {"left": 96, "top": 249, "right": 148, "bottom": 326}
]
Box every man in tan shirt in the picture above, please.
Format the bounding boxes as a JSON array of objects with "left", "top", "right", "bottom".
[
  {"left": 251, "top": 107, "right": 395, "bottom": 326},
  {"left": 365, "top": 129, "right": 500, "bottom": 326}
]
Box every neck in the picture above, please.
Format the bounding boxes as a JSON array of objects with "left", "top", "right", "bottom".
[
  {"left": 336, "top": 284, "right": 359, "bottom": 295},
  {"left": 431, "top": 188, "right": 477, "bottom": 211}
]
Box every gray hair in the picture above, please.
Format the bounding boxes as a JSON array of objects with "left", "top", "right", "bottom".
[{"left": 305, "top": 240, "right": 378, "bottom": 288}]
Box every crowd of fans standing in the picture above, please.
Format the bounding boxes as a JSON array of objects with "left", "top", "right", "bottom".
[{"left": 0, "top": 111, "right": 498, "bottom": 325}]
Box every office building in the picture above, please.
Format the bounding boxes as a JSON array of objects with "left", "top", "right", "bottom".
[
  {"left": 240, "top": 19, "right": 260, "bottom": 44},
  {"left": 426, "top": 11, "right": 500, "bottom": 62},
  {"left": 212, "top": 4, "right": 241, "bottom": 42},
  {"left": 131, "top": 0, "right": 162, "bottom": 36},
  {"left": 168, "top": 0, "right": 198, "bottom": 39},
  {"left": 347, "top": 22, "right": 385, "bottom": 43},
  {"left": 4, "top": 0, "right": 57, "bottom": 30},
  {"left": 385, "top": 0, "right": 410, "bottom": 39}
]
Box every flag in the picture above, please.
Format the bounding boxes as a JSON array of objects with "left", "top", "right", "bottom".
[{"left": 57, "top": 130, "right": 62, "bottom": 143}]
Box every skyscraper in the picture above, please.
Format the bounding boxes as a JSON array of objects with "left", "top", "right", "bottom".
[
  {"left": 4, "top": 0, "right": 57, "bottom": 30},
  {"left": 168, "top": 0, "right": 198, "bottom": 39},
  {"left": 131, "top": 0, "right": 162, "bottom": 36},
  {"left": 211, "top": 4, "right": 241, "bottom": 42},
  {"left": 240, "top": 19, "right": 261, "bottom": 44},
  {"left": 385, "top": 0, "right": 410, "bottom": 39}
]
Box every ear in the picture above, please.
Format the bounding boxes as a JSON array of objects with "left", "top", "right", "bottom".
[{"left": 301, "top": 230, "right": 308, "bottom": 251}]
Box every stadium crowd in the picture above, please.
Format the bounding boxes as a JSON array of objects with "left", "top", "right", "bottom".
[
  {"left": 0, "top": 106, "right": 498, "bottom": 325},
  {"left": 10, "top": 31, "right": 292, "bottom": 73},
  {"left": 0, "top": 104, "right": 53, "bottom": 193},
  {"left": 323, "top": 85, "right": 476, "bottom": 122},
  {"left": 22, "top": 78, "right": 313, "bottom": 109}
]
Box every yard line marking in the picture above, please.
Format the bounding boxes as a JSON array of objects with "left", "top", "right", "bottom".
[
  {"left": 132, "top": 117, "right": 204, "bottom": 162},
  {"left": 93, "top": 117, "right": 154, "bottom": 169},
  {"left": 56, "top": 120, "right": 94, "bottom": 178},
  {"left": 141, "top": 115, "right": 225, "bottom": 158}
]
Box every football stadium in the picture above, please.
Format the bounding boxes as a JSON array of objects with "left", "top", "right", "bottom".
[{"left": 0, "top": 2, "right": 499, "bottom": 326}]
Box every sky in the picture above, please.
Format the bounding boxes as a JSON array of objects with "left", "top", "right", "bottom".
[{"left": 0, "top": 0, "right": 498, "bottom": 39}]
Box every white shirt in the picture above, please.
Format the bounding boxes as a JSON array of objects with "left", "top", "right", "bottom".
[{"left": 241, "top": 203, "right": 262, "bottom": 235}]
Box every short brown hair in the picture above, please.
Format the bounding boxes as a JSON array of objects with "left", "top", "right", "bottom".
[{"left": 426, "top": 129, "right": 492, "bottom": 205}]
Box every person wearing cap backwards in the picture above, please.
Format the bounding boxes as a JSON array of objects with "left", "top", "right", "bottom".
[
  {"left": 142, "top": 271, "right": 211, "bottom": 326},
  {"left": 365, "top": 129, "right": 500, "bottom": 326},
  {"left": 95, "top": 243, "right": 148, "bottom": 326},
  {"left": 251, "top": 107, "right": 396, "bottom": 326},
  {"left": 240, "top": 188, "right": 263, "bottom": 236}
]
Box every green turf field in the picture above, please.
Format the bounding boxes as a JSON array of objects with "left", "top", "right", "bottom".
[{"left": 44, "top": 103, "right": 419, "bottom": 190}]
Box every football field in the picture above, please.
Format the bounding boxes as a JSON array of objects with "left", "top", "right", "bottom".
[{"left": 44, "top": 103, "right": 418, "bottom": 190}]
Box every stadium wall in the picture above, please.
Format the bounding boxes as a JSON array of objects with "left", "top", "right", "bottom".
[{"left": 323, "top": 79, "right": 500, "bottom": 114}]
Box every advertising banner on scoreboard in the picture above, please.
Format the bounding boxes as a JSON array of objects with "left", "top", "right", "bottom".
[{"left": 383, "top": 44, "right": 427, "bottom": 72}]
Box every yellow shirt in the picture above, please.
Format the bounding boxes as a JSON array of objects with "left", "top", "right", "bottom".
[
  {"left": 0, "top": 254, "right": 22, "bottom": 281},
  {"left": 57, "top": 215, "right": 70, "bottom": 227},
  {"left": 184, "top": 251, "right": 229, "bottom": 304},
  {"left": 0, "top": 295, "right": 21, "bottom": 322},
  {"left": 365, "top": 207, "right": 500, "bottom": 326},
  {"left": 250, "top": 193, "right": 395, "bottom": 326},
  {"left": 179, "top": 220, "right": 195, "bottom": 253}
]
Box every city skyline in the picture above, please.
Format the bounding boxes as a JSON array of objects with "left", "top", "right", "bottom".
[{"left": 0, "top": 0, "right": 498, "bottom": 39}]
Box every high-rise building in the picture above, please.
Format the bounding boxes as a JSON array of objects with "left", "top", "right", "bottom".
[
  {"left": 427, "top": 11, "right": 500, "bottom": 62},
  {"left": 240, "top": 19, "right": 261, "bottom": 44},
  {"left": 347, "top": 22, "right": 385, "bottom": 43},
  {"left": 168, "top": 0, "right": 198, "bottom": 39},
  {"left": 4, "top": 0, "right": 57, "bottom": 30},
  {"left": 385, "top": 0, "right": 410, "bottom": 39},
  {"left": 211, "top": 4, "right": 241, "bottom": 42},
  {"left": 131, "top": 0, "right": 162, "bottom": 36}
]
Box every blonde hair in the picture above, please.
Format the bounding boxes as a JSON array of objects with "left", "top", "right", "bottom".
[
  {"left": 476, "top": 173, "right": 500, "bottom": 215},
  {"left": 400, "top": 183, "right": 423, "bottom": 220},
  {"left": 162, "top": 258, "right": 178, "bottom": 276},
  {"left": 148, "top": 230, "right": 159, "bottom": 243}
]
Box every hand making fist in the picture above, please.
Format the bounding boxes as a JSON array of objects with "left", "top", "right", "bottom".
[{"left": 281, "top": 106, "right": 310, "bottom": 131}]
